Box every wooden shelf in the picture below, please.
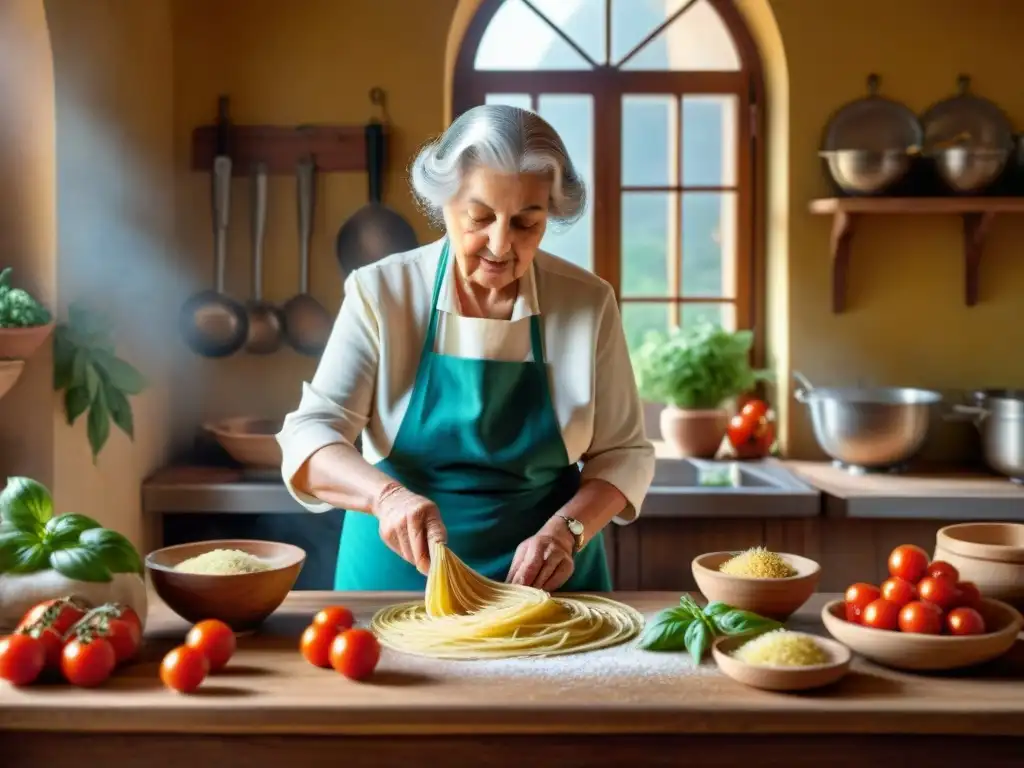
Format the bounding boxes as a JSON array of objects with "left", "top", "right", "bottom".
[
  {"left": 191, "top": 123, "right": 374, "bottom": 175},
  {"left": 809, "top": 197, "right": 1024, "bottom": 312}
]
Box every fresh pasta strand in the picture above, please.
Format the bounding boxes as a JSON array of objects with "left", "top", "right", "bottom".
[{"left": 371, "top": 541, "right": 645, "bottom": 659}]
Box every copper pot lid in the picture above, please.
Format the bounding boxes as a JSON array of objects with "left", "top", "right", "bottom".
[{"left": 821, "top": 74, "right": 923, "bottom": 152}]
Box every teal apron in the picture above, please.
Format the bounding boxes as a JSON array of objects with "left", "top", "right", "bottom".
[{"left": 333, "top": 241, "right": 611, "bottom": 592}]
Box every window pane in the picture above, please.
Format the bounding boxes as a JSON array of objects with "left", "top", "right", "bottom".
[
  {"left": 622, "top": 95, "right": 675, "bottom": 187},
  {"left": 681, "top": 302, "right": 736, "bottom": 331},
  {"left": 620, "top": 0, "right": 741, "bottom": 71},
  {"left": 681, "top": 192, "right": 736, "bottom": 298},
  {"left": 621, "top": 192, "right": 675, "bottom": 297},
  {"left": 485, "top": 93, "right": 533, "bottom": 109},
  {"left": 611, "top": 0, "right": 690, "bottom": 64},
  {"left": 682, "top": 95, "right": 738, "bottom": 187},
  {"left": 476, "top": 0, "right": 593, "bottom": 70},
  {"left": 539, "top": 94, "right": 593, "bottom": 270},
  {"left": 621, "top": 302, "right": 670, "bottom": 356},
  {"left": 529, "top": 0, "right": 606, "bottom": 64}
]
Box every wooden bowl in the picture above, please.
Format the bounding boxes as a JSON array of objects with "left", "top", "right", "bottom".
[
  {"left": 145, "top": 539, "right": 305, "bottom": 633},
  {"left": 691, "top": 551, "right": 821, "bottom": 621},
  {"left": 934, "top": 522, "right": 1024, "bottom": 610},
  {"left": 204, "top": 417, "right": 283, "bottom": 470},
  {"left": 712, "top": 632, "right": 851, "bottom": 691},
  {"left": 821, "top": 597, "right": 1023, "bottom": 672},
  {"left": 0, "top": 360, "right": 24, "bottom": 400}
]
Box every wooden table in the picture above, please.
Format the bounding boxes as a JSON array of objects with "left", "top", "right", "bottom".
[{"left": 2, "top": 592, "right": 1022, "bottom": 767}]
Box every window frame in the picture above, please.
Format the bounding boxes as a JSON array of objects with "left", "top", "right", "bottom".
[{"left": 453, "top": 0, "right": 767, "bottom": 366}]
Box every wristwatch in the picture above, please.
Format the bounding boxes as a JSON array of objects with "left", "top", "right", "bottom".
[{"left": 557, "top": 514, "right": 585, "bottom": 555}]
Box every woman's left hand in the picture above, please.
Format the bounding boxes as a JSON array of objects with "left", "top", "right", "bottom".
[{"left": 506, "top": 518, "right": 575, "bottom": 591}]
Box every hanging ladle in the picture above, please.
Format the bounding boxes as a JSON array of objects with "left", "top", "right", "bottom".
[
  {"left": 244, "top": 161, "right": 284, "bottom": 354},
  {"left": 282, "top": 155, "right": 333, "bottom": 356}
]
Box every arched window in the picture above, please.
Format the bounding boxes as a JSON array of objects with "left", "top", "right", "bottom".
[{"left": 454, "top": 0, "right": 763, "bottom": 354}]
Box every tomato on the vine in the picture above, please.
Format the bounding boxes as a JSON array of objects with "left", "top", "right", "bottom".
[
  {"left": 880, "top": 577, "right": 917, "bottom": 607},
  {"left": 61, "top": 636, "right": 116, "bottom": 688},
  {"left": 186, "top": 619, "right": 236, "bottom": 672},
  {"left": 0, "top": 634, "right": 46, "bottom": 686},
  {"left": 843, "top": 582, "right": 880, "bottom": 623},
  {"left": 887, "top": 544, "right": 929, "bottom": 583},
  {"left": 946, "top": 607, "right": 986, "bottom": 636},
  {"left": 329, "top": 629, "right": 381, "bottom": 681},
  {"left": 18, "top": 596, "right": 90, "bottom": 637},
  {"left": 898, "top": 601, "right": 942, "bottom": 635},
  {"left": 726, "top": 400, "right": 775, "bottom": 459},
  {"left": 160, "top": 645, "right": 209, "bottom": 693},
  {"left": 16, "top": 623, "right": 64, "bottom": 669}
]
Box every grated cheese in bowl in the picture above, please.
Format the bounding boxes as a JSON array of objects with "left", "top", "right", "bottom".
[
  {"left": 719, "top": 546, "right": 797, "bottom": 579},
  {"left": 174, "top": 548, "right": 272, "bottom": 575},
  {"left": 732, "top": 629, "right": 829, "bottom": 667}
]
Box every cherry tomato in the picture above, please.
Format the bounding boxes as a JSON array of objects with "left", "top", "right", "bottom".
[
  {"left": 0, "top": 634, "right": 46, "bottom": 686},
  {"left": 329, "top": 629, "right": 381, "bottom": 681},
  {"left": 726, "top": 412, "right": 775, "bottom": 459},
  {"left": 927, "top": 561, "right": 960, "bottom": 583},
  {"left": 955, "top": 581, "right": 983, "bottom": 609},
  {"left": 946, "top": 606, "right": 987, "bottom": 636},
  {"left": 887, "top": 544, "right": 929, "bottom": 583},
  {"left": 16, "top": 623, "right": 64, "bottom": 670},
  {"left": 918, "top": 576, "right": 960, "bottom": 611},
  {"left": 300, "top": 623, "right": 337, "bottom": 668},
  {"left": 313, "top": 606, "right": 355, "bottom": 633},
  {"left": 71, "top": 607, "right": 142, "bottom": 665},
  {"left": 880, "top": 577, "right": 917, "bottom": 607},
  {"left": 18, "top": 596, "right": 90, "bottom": 636},
  {"left": 843, "top": 582, "right": 880, "bottom": 623},
  {"left": 186, "top": 620, "right": 236, "bottom": 672},
  {"left": 898, "top": 601, "right": 942, "bottom": 634},
  {"left": 740, "top": 399, "right": 769, "bottom": 421},
  {"left": 861, "top": 598, "right": 900, "bottom": 631},
  {"left": 61, "top": 636, "right": 116, "bottom": 688},
  {"left": 160, "top": 645, "right": 209, "bottom": 693}
]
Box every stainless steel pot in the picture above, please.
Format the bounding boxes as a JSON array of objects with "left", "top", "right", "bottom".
[
  {"left": 793, "top": 372, "right": 943, "bottom": 470},
  {"left": 949, "top": 390, "right": 1024, "bottom": 483},
  {"left": 819, "top": 148, "right": 911, "bottom": 195}
]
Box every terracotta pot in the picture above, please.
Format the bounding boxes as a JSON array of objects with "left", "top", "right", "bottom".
[
  {"left": 0, "top": 322, "right": 53, "bottom": 360},
  {"left": 659, "top": 405, "right": 728, "bottom": 458}
]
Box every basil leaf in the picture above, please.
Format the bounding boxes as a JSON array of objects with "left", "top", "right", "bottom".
[
  {"left": 713, "top": 608, "right": 783, "bottom": 637},
  {"left": 44, "top": 513, "right": 102, "bottom": 548},
  {"left": 684, "top": 618, "right": 712, "bottom": 664},
  {"left": 64, "top": 386, "right": 90, "bottom": 425},
  {"left": 50, "top": 546, "right": 112, "bottom": 583},
  {"left": 86, "top": 389, "right": 111, "bottom": 462},
  {"left": 79, "top": 527, "right": 143, "bottom": 575},
  {"left": 92, "top": 349, "right": 146, "bottom": 395},
  {"left": 9, "top": 542, "right": 49, "bottom": 573},
  {"left": 702, "top": 601, "right": 732, "bottom": 618},
  {"left": 0, "top": 529, "right": 37, "bottom": 571},
  {"left": 0, "top": 476, "right": 53, "bottom": 535},
  {"left": 678, "top": 594, "right": 704, "bottom": 618},
  {"left": 637, "top": 606, "right": 693, "bottom": 651},
  {"left": 102, "top": 381, "right": 134, "bottom": 439}
]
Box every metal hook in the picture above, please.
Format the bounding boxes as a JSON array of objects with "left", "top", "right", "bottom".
[{"left": 369, "top": 87, "right": 390, "bottom": 124}]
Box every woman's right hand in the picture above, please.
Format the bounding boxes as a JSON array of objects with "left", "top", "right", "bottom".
[{"left": 372, "top": 483, "right": 447, "bottom": 575}]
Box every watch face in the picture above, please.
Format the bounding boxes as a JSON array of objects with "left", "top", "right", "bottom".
[{"left": 567, "top": 519, "right": 584, "bottom": 535}]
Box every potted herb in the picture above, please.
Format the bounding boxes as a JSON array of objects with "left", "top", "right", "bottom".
[
  {"left": 53, "top": 303, "right": 147, "bottom": 462},
  {"left": 0, "top": 476, "right": 148, "bottom": 632},
  {"left": 632, "top": 322, "right": 771, "bottom": 458},
  {"left": 0, "top": 267, "right": 54, "bottom": 361}
]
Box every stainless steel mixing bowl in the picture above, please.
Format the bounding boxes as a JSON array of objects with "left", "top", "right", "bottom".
[
  {"left": 794, "top": 372, "right": 943, "bottom": 469},
  {"left": 819, "top": 148, "right": 911, "bottom": 195},
  {"left": 933, "top": 146, "right": 1010, "bottom": 193}
]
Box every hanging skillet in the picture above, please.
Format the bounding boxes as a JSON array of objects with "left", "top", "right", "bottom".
[{"left": 334, "top": 87, "right": 418, "bottom": 276}]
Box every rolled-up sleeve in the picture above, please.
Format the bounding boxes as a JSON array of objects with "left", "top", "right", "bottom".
[
  {"left": 579, "top": 289, "right": 656, "bottom": 523},
  {"left": 276, "top": 271, "right": 380, "bottom": 513}
]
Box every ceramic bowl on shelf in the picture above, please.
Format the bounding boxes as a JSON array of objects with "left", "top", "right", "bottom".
[
  {"left": 691, "top": 551, "right": 821, "bottom": 621},
  {"left": 934, "top": 522, "right": 1024, "bottom": 611},
  {"left": 712, "top": 632, "right": 852, "bottom": 692},
  {"left": 204, "top": 416, "right": 283, "bottom": 470},
  {"left": 820, "top": 598, "right": 1022, "bottom": 672},
  {"left": 145, "top": 539, "right": 305, "bottom": 634}
]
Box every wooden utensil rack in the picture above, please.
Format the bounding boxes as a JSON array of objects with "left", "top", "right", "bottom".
[{"left": 190, "top": 94, "right": 388, "bottom": 175}]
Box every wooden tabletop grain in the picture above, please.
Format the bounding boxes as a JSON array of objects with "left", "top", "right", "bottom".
[{"left": 2, "top": 591, "right": 1022, "bottom": 737}]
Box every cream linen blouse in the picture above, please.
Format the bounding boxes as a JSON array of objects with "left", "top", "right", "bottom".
[{"left": 277, "top": 238, "right": 655, "bottom": 523}]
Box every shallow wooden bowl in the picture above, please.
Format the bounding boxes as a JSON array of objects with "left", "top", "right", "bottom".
[
  {"left": 145, "top": 539, "right": 305, "bottom": 633},
  {"left": 821, "top": 597, "right": 1023, "bottom": 672},
  {"left": 204, "top": 417, "right": 283, "bottom": 470},
  {"left": 934, "top": 522, "right": 1024, "bottom": 610},
  {"left": 692, "top": 551, "right": 821, "bottom": 621},
  {"left": 712, "top": 632, "right": 851, "bottom": 691}
]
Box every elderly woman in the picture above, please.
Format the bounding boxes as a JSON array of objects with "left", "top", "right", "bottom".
[{"left": 277, "top": 104, "right": 655, "bottom": 593}]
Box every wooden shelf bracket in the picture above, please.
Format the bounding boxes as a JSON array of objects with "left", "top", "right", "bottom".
[
  {"left": 962, "top": 211, "right": 996, "bottom": 307},
  {"left": 830, "top": 210, "right": 856, "bottom": 313}
]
